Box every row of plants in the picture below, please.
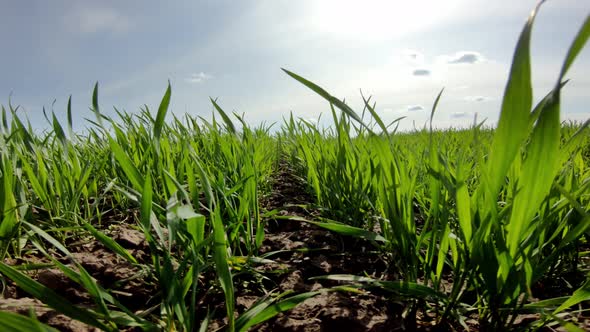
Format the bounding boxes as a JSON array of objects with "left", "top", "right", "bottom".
[
  {"left": 0, "top": 82, "right": 324, "bottom": 331},
  {"left": 281, "top": 3, "right": 590, "bottom": 330}
]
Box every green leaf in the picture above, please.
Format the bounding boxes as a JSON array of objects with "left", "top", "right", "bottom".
[
  {"left": 210, "top": 98, "right": 236, "bottom": 134},
  {"left": 553, "top": 280, "right": 590, "bottom": 315},
  {"left": 237, "top": 291, "right": 321, "bottom": 332},
  {"left": 278, "top": 216, "right": 388, "bottom": 243},
  {"left": 484, "top": 2, "right": 539, "bottom": 201},
  {"left": 0, "top": 311, "right": 59, "bottom": 332},
  {"left": 67, "top": 95, "right": 73, "bottom": 138},
  {"left": 282, "top": 68, "right": 374, "bottom": 134},
  {"left": 0, "top": 262, "right": 111, "bottom": 330},
  {"left": 51, "top": 112, "right": 67, "bottom": 147},
  {"left": 107, "top": 136, "right": 144, "bottom": 192},
  {"left": 558, "top": 13, "right": 590, "bottom": 83},
  {"left": 81, "top": 222, "right": 138, "bottom": 264},
  {"left": 311, "top": 274, "right": 448, "bottom": 302},
  {"left": 154, "top": 81, "right": 171, "bottom": 148},
  {"left": 212, "top": 208, "right": 235, "bottom": 331}
]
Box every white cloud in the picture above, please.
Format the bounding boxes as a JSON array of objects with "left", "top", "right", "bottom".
[
  {"left": 65, "top": 6, "right": 131, "bottom": 34},
  {"left": 451, "top": 111, "right": 471, "bottom": 118},
  {"left": 185, "top": 72, "right": 213, "bottom": 84},
  {"left": 412, "top": 69, "right": 431, "bottom": 76},
  {"left": 463, "top": 95, "right": 492, "bottom": 102},
  {"left": 443, "top": 51, "right": 485, "bottom": 64},
  {"left": 407, "top": 105, "right": 424, "bottom": 112}
]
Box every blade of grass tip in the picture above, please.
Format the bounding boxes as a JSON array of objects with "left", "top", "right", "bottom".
[
  {"left": 91, "top": 82, "right": 104, "bottom": 128},
  {"left": 11, "top": 108, "right": 34, "bottom": 153},
  {"left": 360, "top": 90, "right": 388, "bottom": 136},
  {"left": 209, "top": 98, "right": 236, "bottom": 134},
  {"left": 52, "top": 112, "right": 67, "bottom": 147},
  {"left": 429, "top": 88, "right": 444, "bottom": 132},
  {"left": 42, "top": 106, "right": 51, "bottom": 125},
  {"left": 553, "top": 280, "right": 590, "bottom": 315},
  {"left": 557, "top": 13, "right": 590, "bottom": 85},
  {"left": 153, "top": 81, "right": 171, "bottom": 151},
  {"left": 507, "top": 7, "right": 590, "bottom": 256},
  {"left": 67, "top": 95, "right": 73, "bottom": 139},
  {"left": 1, "top": 106, "right": 7, "bottom": 132},
  {"left": 386, "top": 116, "right": 406, "bottom": 131},
  {"left": 0, "top": 262, "right": 111, "bottom": 330},
  {"left": 281, "top": 68, "right": 374, "bottom": 134},
  {"left": 484, "top": 1, "right": 541, "bottom": 200}
]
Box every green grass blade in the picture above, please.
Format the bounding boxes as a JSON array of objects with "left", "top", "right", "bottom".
[
  {"left": 507, "top": 6, "right": 590, "bottom": 256},
  {"left": 282, "top": 68, "right": 373, "bottom": 134},
  {"left": 107, "top": 136, "right": 144, "bottom": 192},
  {"left": 0, "top": 262, "right": 111, "bottom": 330},
  {"left": 91, "top": 82, "right": 104, "bottom": 128},
  {"left": 51, "top": 112, "right": 67, "bottom": 147},
  {"left": 309, "top": 219, "right": 387, "bottom": 243},
  {"left": 67, "top": 95, "right": 73, "bottom": 139},
  {"left": 82, "top": 222, "right": 138, "bottom": 264},
  {"left": 210, "top": 98, "right": 236, "bottom": 135},
  {"left": 484, "top": 2, "right": 540, "bottom": 199},
  {"left": 0, "top": 311, "right": 59, "bottom": 332},
  {"left": 237, "top": 291, "right": 321, "bottom": 332},
  {"left": 311, "top": 274, "right": 448, "bottom": 302},
  {"left": 154, "top": 81, "right": 171, "bottom": 146},
  {"left": 212, "top": 209, "right": 235, "bottom": 331},
  {"left": 553, "top": 280, "right": 590, "bottom": 315},
  {"left": 558, "top": 13, "right": 590, "bottom": 82}
]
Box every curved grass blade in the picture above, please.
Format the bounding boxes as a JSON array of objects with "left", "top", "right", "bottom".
[
  {"left": 81, "top": 222, "right": 138, "bottom": 264},
  {"left": 0, "top": 311, "right": 59, "bottom": 332},
  {"left": 67, "top": 95, "right": 73, "bottom": 139},
  {"left": 210, "top": 98, "right": 236, "bottom": 134},
  {"left": 153, "top": 81, "right": 171, "bottom": 150},
  {"left": 0, "top": 262, "right": 111, "bottom": 331},
  {"left": 236, "top": 291, "right": 321, "bottom": 332},
  {"left": 311, "top": 274, "right": 448, "bottom": 302},
  {"left": 507, "top": 6, "right": 590, "bottom": 256},
  {"left": 484, "top": 1, "right": 541, "bottom": 200},
  {"left": 107, "top": 136, "right": 144, "bottom": 192},
  {"left": 278, "top": 216, "right": 387, "bottom": 243},
  {"left": 282, "top": 68, "right": 374, "bottom": 134},
  {"left": 553, "top": 280, "right": 590, "bottom": 315}
]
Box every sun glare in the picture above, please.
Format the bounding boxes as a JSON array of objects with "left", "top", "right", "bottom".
[{"left": 308, "top": 0, "right": 460, "bottom": 40}]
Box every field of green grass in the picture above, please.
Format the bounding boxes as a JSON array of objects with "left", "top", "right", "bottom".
[{"left": 0, "top": 3, "right": 589, "bottom": 331}]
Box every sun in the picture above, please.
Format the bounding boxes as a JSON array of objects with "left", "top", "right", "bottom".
[{"left": 307, "top": 0, "right": 460, "bottom": 41}]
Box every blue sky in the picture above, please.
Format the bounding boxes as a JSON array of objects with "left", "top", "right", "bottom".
[{"left": 1, "top": 0, "right": 589, "bottom": 131}]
